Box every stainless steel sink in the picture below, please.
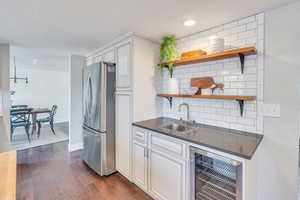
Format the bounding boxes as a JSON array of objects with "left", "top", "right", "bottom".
[{"left": 162, "top": 123, "right": 197, "bottom": 133}]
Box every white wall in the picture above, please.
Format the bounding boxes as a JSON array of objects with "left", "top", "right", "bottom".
[
  {"left": 0, "top": 44, "right": 10, "bottom": 91},
  {"left": 69, "top": 54, "right": 85, "bottom": 152},
  {"left": 0, "top": 43, "right": 11, "bottom": 152},
  {"left": 257, "top": 2, "right": 300, "bottom": 200},
  {"left": 10, "top": 64, "right": 69, "bottom": 122},
  {"left": 133, "top": 36, "right": 160, "bottom": 121}
]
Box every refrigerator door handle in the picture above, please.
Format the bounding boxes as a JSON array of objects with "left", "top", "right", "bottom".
[
  {"left": 99, "top": 63, "right": 107, "bottom": 131},
  {"left": 112, "top": 87, "right": 116, "bottom": 102},
  {"left": 83, "top": 125, "right": 105, "bottom": 134},
  {"left": 88, "top": 76, "right": 93, "bottom": 114}
]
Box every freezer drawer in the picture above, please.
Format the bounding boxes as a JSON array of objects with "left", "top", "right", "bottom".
[{"left": 82, "top": 126, "right": 103, "bottom": 175}]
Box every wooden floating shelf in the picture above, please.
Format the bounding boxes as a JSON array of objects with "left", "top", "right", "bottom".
[
  {"left": 157, "top": 46, "right": 257, "bottom": 74},
  {"left": 157, "top": 94, "right": 255, "bottom": 101},
  {"left": 157, "top": 94, "right": 256, "bottom": 116}
]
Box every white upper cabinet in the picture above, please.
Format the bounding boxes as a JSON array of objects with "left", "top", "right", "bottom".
[{"left": 116, "top": 41, "right": 131, "bottom": 89}]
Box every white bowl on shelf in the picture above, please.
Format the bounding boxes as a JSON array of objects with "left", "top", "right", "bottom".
[
  {"left": 208, "top": 37, "right": 224, "bottom": 54},
  {"left": 181, "top": 87, "right": 198, "bottom": 95}
]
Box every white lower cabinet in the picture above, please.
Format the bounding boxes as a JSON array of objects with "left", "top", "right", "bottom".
[
  {"left": 132, "top": 141, "right": 148, "bottom": 191},
  {"left": 148, "top": 150, "right": 186, "bottom": 200},
  {"left": 132, "top": 127, "right": 187, "bottom": 200}
]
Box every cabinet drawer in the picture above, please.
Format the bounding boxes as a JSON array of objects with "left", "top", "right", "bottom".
[
  {"left": 150, "top": 132, "right": 186, "bottom": 159},
  {"left": 133, "top": 127, "right": 148, "bottom": 145}
]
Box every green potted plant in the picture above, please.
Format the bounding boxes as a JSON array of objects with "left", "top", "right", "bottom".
[{"left": 159, "top": 36, "right": 179, "bottom": 94}]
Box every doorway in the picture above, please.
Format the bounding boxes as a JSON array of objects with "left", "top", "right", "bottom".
[{"left": 9, "top": 46, "right": 70, "bottom": 150}]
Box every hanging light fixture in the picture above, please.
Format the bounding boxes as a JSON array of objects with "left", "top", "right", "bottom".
[{"left": 10, "top": 56, "right": 29, "bottom": 84}]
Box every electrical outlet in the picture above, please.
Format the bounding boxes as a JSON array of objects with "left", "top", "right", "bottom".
[{"left": 260, "top": 103, "right": 281, "bottom": 117}]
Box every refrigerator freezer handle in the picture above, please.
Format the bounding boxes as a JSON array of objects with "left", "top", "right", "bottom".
[{"left": 83, "top": 125, "right": 105, "bottom": 134}]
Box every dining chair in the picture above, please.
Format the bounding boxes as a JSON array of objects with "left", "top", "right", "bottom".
[
  {"left": 10, "top": 108, "right": 32, "bottom": 142},
  {"left": 36, "top": 105, "right": 58, "bottom": 138}
]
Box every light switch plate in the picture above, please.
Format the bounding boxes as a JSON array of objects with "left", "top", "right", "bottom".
[
  {"left": 0, "top": 92, "right": 3, "bottom": 116},
  {"left": 260, "top": 103, "right": 281, "bottom": 117}
]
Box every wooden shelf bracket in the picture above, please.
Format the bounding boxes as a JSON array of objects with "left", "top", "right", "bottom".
[{"left": 238, "top": 53, "right": 245, "bottom": 74}]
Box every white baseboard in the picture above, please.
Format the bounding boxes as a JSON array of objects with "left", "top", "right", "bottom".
[{"left": 68, "top": 142, "right": 83, "bottom": 152}]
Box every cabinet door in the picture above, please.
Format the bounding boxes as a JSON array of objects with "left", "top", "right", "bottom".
[
  {"left": 132, "top": 142, "right": 148, "bottom": 191},
  {"left": 116, "top": 42, "right": 131, "bottom": 89},
  {"left": 149, "top": 150, "right": 186, "bottom": 200},
  {"left": 115, "top": 92, "right": 131, "bottom": 179}
]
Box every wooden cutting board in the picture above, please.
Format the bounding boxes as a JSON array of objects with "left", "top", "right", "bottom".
[
  {"left": 181, "top": 50, "right": 207, "bottom": 60},
  {"left": 190, "top": 77, "right": 224, "bottom": 95}
]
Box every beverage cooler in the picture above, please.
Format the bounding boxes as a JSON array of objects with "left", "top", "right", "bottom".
[{"left": 190, "top": 147, "right": 243, "bottom": 200}]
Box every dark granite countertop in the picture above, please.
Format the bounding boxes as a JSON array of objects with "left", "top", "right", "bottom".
[{"left": 132, "top": 117, "right": 263, "bottom": 160}]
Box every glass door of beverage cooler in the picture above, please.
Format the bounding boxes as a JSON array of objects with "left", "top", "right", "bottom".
[{"left": 190, "top": 147, "right": 243, "bottom": 200}]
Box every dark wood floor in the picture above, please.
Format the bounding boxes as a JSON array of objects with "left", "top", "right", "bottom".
[{"left": 17, "top": 141, "right": 152, "bottom": 200}]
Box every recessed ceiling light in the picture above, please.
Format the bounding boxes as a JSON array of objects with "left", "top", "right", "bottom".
[{"left": 184, "top": 19, "right": 196, "bottom": 27}]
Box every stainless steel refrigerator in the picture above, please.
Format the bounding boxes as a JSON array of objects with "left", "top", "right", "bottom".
[{"left": 82, "top": 62, "right": 116, "bottom": 176}]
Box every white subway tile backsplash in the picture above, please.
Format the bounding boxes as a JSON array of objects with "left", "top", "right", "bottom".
[
  {"left": 246, "top": 81, "right": 257, "bottom": 88},
  {"left": 231, "top": 82, "right": 246, "bottom": 88},
  {"left": 246, "top": 38, "right": 257, "bottom": 45},
  {"left": 238, "top": 30, "right": 257, "bottom": 40},
  {"left": 223, "top": 82, "right": 231, "bottom": 89},
  {"left": 245, "top": 103, "right": 256, "bottom": 111},
  {"left": 244, "top": 74, "right": 257, "bottom": 81},
  {"left": 238, "top": 88, "right": 256, "bottom": 95},
  {"left": 245, "top": 59, "right": 256, "bottom": 66},
  {"left": 210, "top": 63, "right": 223, "bottom": 71},
  {"left": 224, "top": 89, "right": 239, "bottom": 95},
  {"left": 224, "top": 75, "right": 238, "bottom": 82},
  {"left": 239, "top": 117, "right": 255, "bottom": 126},
  {"left": 245, "top": 67, "right": 257, "bottom": 74},
  {"left": 244, "top": 110, "right": 257, "bottom": 118},
  {"left": 159, "top": 13, "right": 264, "bottom": 133},
  {"left": 224, "top": 62, "right": 238, "bottom": 70},
  {"left": 246, "top": 21, "right": 258, "bottom": 30},
  {"left": 231, "top": 39, "right": 246, "bottom": 47}
]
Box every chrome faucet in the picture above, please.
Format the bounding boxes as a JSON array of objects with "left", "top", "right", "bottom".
[{"left": 178, "top": 103, "right": 190, "bottom": 121}]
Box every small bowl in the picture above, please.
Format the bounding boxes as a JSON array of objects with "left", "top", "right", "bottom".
[{"left": 182, "top": 87, "right": 198, "bottom": 95}]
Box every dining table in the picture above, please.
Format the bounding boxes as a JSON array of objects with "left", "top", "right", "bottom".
[
  {"left": 30, "top": 108, "right": 51, "bottom": 135},
  {"left": 10, "top": 107, "right": 51, "bottom": 136}
]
